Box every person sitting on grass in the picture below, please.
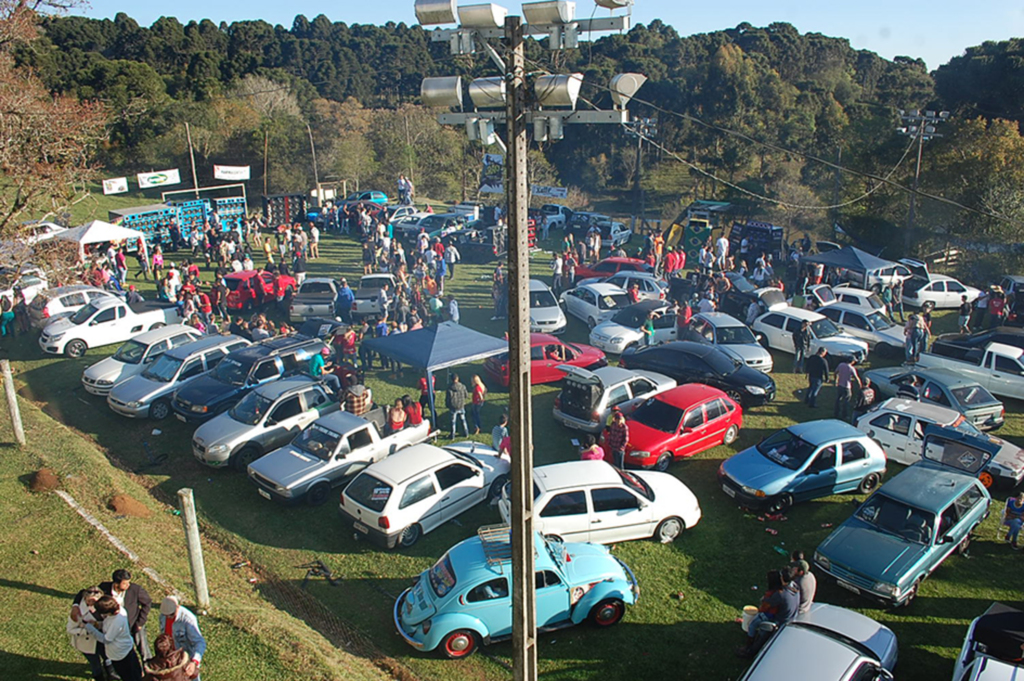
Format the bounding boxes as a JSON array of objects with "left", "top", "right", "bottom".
[{"left": 738, "top": 567, "right": 799, "bottom": 658}]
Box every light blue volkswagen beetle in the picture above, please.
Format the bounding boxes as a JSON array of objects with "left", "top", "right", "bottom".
[{"left": 394, "top": 525, "right": 639, "bottom": 659}]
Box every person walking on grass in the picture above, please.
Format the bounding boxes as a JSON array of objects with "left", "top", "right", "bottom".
[
  {"left": 792, "top": 320, "right": 811, "bottom": 373},
  {"left": 834, "top": 357, "right": 861, "bottom": 423},
  {"left": 471, "top": 375, "right": 487, "bottom": 435},
  {"left": 804, "top": 347, "right": 829, "bottom": 408},
  {"left": 446, "top": 373, "right": 469, "bottom": 438}
]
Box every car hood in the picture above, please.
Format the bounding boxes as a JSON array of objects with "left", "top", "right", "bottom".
[
  {"left": 817, "top": 335, "right": 869, "bottom": 353},
  {"left": 562, "top": 542, "right": 626, "bottom": 584},
  {"left": 870, "top": 326, "right": 906, "bottom": 345},
  {"left": 635, "top": 471, "right": 699, "bottom": 510},
  {"left": 721, "top": 447, "right": 795, "bottom": 495},
  {"left": 108, "top": 374, "right": 175, "bottom": 404},
  {"left": 43, "top": 316, "right": 77, "bottom": 335},
  {"left": 624, "top": 419, "right": 675, "bottom": 452},
  {"left": 84, "top": 357, "right": 138, "bottom": 384},
  {"left": 530, "top": 306, "right": 564, "bottom": 324},
  {"left": 591, "top": 321, "right": 639, "bottom": 338},
  {"left": 732, "top": 364, "right": 775, "bottom": 390},
  {"left": 193, "top": 411, "right": 256, "bottom": 449},
  {"left": 818, "top": 520, "right": 928, "bottom": 585},
  {"left": 248, "top": 444, "right": 322, "bottom": 488},
  {"left": 719, "top": 343, "right": 771, "bottom": 364},
  {"left": 175, "top": 375, "right": 238, "bottom": 407}
]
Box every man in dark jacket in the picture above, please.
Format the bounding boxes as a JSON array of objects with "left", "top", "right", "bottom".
[
  {"left": 792, "top": 320, "right": 811, "bottom": 373},
  {"left": 101, "top": 568, "right": 152, "bottom": 659},
  {"left": 804, "top": 347, "right": 829, "bottom": 408},
  {"left": 446, "top": 373, "right": 469, "bottom": 438}
]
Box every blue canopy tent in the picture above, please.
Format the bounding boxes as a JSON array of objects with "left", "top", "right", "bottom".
[
  {"left": 363, "top": 322, "right": 508, "bottom": 425},
  {"left": 802, "top": 246, "right": 897, "bottom": 288}
]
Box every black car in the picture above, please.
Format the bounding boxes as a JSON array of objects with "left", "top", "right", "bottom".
[
  {"left": 931, "top": 326, "right": 1024, "bottom": 360},
  {"left": 449, "top": 225, "right": 506, "bottom": 264},
  {"left": 171, "top": 335, "right": 326, "bottom": 423},
  {"left": 620, "top": 341, "right": 776, "bottom": 407},
  {"left": 718, "top": 273, "right": 786, "bottom": 319}
]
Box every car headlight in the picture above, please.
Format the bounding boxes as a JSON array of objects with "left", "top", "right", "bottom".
[
  {"left": 740, "top": 485, "right": 765, "bottom": 498},
  {"left": 96, "top": 379, "right": 113, "bottom": 387},
  {"left": 628, "top": 450, "right": 650, "bottom": 460},
  {"left": 873, "top": 582, "right": 899, "bottom": 597},
  {"left": 814, "top": 552, "right": 830, "bottom": 570},
  {"left": 718, "top": 462, "right": 725, "bottom": 477},
  {"left": 49, "top": 332, "right": 65, "bottom": 341},
  {"left": 190, "top": 405, "right": 209, "bottom": 413},
  {"left": 611, "top": 337, "right": 624, "bottom": 344},
  {"left": 126, "top": 401, "right": 144, "bottom": 409},
  {"left": 206, "top": 444, "right": 229, "bottom": 457},
  {"left": 746, "top": 385, "right": 766, "bottom": 395}
]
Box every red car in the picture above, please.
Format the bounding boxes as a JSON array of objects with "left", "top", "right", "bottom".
[
  {"left": 224, "top": 270, "right": 297, "bottom": 310},
  {"left": 574, "top": 257, "right": 653, "bottom": 282},
  {"left": 619, "top": 384, "right": 742, "bottom": 471},
  {"left": 484, "top": 333, "right": 607, "bottom": 387}
]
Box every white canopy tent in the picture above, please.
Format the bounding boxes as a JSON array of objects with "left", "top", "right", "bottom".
[{"left": 56, "top": 220, "right": 148, "bottom": 262}]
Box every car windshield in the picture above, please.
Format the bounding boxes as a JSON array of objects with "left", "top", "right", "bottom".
[
  {"left": 727, "top": 274, "right": 755, "bottom": 293},
  {"left": 293, "top": 423, "right": 342, "bottom": 460},
  {"left": 756, "top": 429, "right": 817, "bottom": 470},
  {"left": 358, "top": 279, "right": 387, "bottom": 293},
  {"left": 212, "top": 357, "right": 249, "bottom": 385},
  {"left": 345, "top": 472, "right": 393, "bottom": 512},
  {"left": 142, "top": 354, "right": 183, "bottom": 382},
  {"left": 530, "top": 289, "right": 558, "bottom": 308},
  {"left": 428, "top": 554, "right": 458, "bottom": 599},
  {"left": 856, "top": 494, "right": 935, "bottom": 544},
  {"left": 224, "top": 278, "right": 244, "bottom": 291},
  {"left": 629, "top": 398, "right": 683, "bottom": 433},
  {"left": 866, "top": 311, "right": 895, "bottom": 330},
  {"left": 617, "top": 469, "right": 654, "bottom": 501},
  {"left": 810, "top": 318, "right": 842, "bottom": 339},
  {"left": 598, "top": 293, "right": 630, "bottom": 310},
  {"left": 300, "top": 282, "right": 333, "bottom": 295},
  {"left": 112, "top": 340, "right": 147, "bottom": 365},
  {"left": 716, "top": 325, "right": 757, "bottom": 345},
  {"left": 70, "top": 303, "right": 98, "bottom": 325},
  {"left": 229, "top": 391, "right": 274, "bottom": 425},
  {"left": 951, "top": 385, "right": 997, "bottom": 406}
]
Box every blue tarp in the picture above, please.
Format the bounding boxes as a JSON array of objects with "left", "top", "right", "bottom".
[{"left": 802, "top": 245, "right": 895, "bottom": 273}]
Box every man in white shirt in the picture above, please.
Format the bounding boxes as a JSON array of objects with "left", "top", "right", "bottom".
[
  {"left": 698, "top": 295, "right": 716, "bottom": 314},
  {"left": 309, "top": 224, "right": 320, "bottom": 258},
  {"left": 715, "top": 234, "right": 730, "bottom": 271},
  {"left": 551, "top": 254, "right": 564, "bottom": 295}
]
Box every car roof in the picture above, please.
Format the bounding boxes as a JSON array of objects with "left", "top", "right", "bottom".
[
  {"left": 743, "top": 622, "right": 862, "bottom": 681},
  {"left": 876, "top": 366, "right": 979, "bottom": 389},
  {"left": 300, "top": 277, "right": 335, "bottom": 285},
  {"left": 225, "top": 270, "right": 261, "bottom": 280},
  {"left": 127, "top": 324, "right": 196, "bottom": 345},
  {"left": 252, "top": 376, "right": 317, "bottom": 400},
  {"left": 879, "top": 462, "right": 980, "bottom": 511},
  {"left": 695, "top": 311, "right": 746, "bottom": 327},
  {"left": 581, "top": 282, "right": 628, "bottom": 295},
  {"left": 164, "top": 334, "right": 246, "bottom": 359},
  {"left": 231, "top": 335, "right": 319, "bottom": 361},
  {"left": 608, "top": 270, "right": 661, "bottom": 281},
  {"left": 43, "top": 284, "right": 104, "bottom": 296},
  {"left": 872, "top": 397, "right": 961, "bottom": 424},
  {"left": 531, "top": 333, "right": 566, "bottom": 345},
  {"left": 988, "top": 342, "right": 1024, "bottom": 357},
  {"left": 528, "top": 279, "right": 552, "bottom": 291},
  {"left": 534, "top": 461, "right": 623, "bottom": 493},
  {"left": 834, "top": 287, "right": 876, "bottom": 297},
  {"left": 598, "top": 257, "right": 645, "bottom": 265},
  {"left": 624, "top": 300, "right": 670, "bottom": 314},
  {"left": 91, "top": 296, "right": 122, "bottom": 309},
  {"left": 364, "top": 443, "right": 459, "bottom": 485},
  {"left": 788, "top": 419, "right": 865, "bottom": 444},
  {"left": 772, "top": 306, "right": 825, "bottom": 321},
  {"left": 656, "top": 383, "right": 727, "bottom": 408},
  {"left": 825, "top": 303, "right": 874, "bottom": 317},
  {"left": 655, "top": 341, "right": 718, "bottom": 358}
]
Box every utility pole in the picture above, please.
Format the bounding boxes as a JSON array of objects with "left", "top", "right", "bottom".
[
  {"left": 184, "top": 122, "right": 200, "bottom": 200},
  {"left": 504, "top": 16, "right": 536, "bottom": 681},
  {"left": 306, "top": 123, "right": 321, "bottom": 204},
  {"left": 625, "top": 118, "right": 656, "bottom": 235},
  {"left": 897, "top": 109, "right": 949, "bottom": 255}
]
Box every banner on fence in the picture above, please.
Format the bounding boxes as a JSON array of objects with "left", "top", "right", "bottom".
[
  {"left": 102, "top": 177, "right": 129, "bottom": 195},
  {"left": 213, "top": 165, "right": 251, "bottom": 181},
  {"left": 531, "top": 185, "right": 568, "bottom": 199},
  {"left": 137, "top": 169, "right": 182, "bottom": 189}
]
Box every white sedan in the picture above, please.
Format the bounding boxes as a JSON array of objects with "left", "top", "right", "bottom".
[
  {"left": 339, "top": 442, "right": 510, "bottom": 549},
  {"left": 529, "top": 279, "right": 567, "bottom": 334},
  {"left": 499, "top": 460, "right": 701, "bottom": 544},
  {"left": 560, "top": 282, "right": 630, "bottom": 329},
  {"left": 0, "top": 266, "right": 48, "bottom": 305},
  {"left": 902, "top": 275, "right": 980, "bottom": 310}
]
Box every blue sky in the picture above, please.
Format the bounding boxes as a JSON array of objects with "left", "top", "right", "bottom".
[{"left": 76, "top": 1, "right": 1023, "bottom": 71}]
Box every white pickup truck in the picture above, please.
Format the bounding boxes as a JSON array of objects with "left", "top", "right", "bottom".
[
  {"left": 39, "top": 297, "right": 184, "bottom": 358},
  {"left": 247, "top": 407, "right": 433, "bottom": 505},
  {"left": 917, "top": 342, "right": 1024, "bottom": 401},
  {"left": 541, "top": 204, "right": 574, "bottom": 231}
]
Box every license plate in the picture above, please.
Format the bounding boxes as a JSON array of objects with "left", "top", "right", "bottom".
[
  {"left": 836, "top": 580, "right": 860, "bottom": 595},
  {"left": 354, "top": 521, "right": 369, "bottom": 534},
  {"left": 722, "top": 485, "right": 736, "bottom": 498},
  {"left": 258, "top": 488, "right": 271, "bottom": 500},
  {"left": 176, "top": 413, "right": 187, "bottom": 423}
]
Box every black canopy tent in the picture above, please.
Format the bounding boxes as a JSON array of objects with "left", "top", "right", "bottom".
[
  {"left": 363, "top": 322, "right": 509, "bottom": 425},
  {"left": 802, "top": 246, "right": 896, "bottom": 288}
]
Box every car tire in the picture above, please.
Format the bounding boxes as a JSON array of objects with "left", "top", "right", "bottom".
[
  {"left": 723, "top": 424, "right": 740, "bottom": 446},
  {"left": 307, "top": 482, "right": 331, "bottom": 506},
  {"left": 65, "top": 340, "right": 87, "bottom": 358},
  {"left": 149, "top": 322, "right": 165, "bottom": 331},
  {"left": 870, "top": 284, "right": 882, "bottom": 294},
  {"left": 767, "top": 493, "right": 793, "bottom": 514},
  {"left": 589, "top": 598, "right": 626, "bottom": 627},
  {"left": 587, "top": 317, "right": 597, "bottom": 330},
  {"left": 439, "top": 629, "right": 479, "bottom": 659},
  {"left": 857, "top": 473, "right": 881, "bottom": 495},
  {"left": 488, "top": 474, "right": 509, "bottom": 501},
  {"left": 956, "top": 531, "right": 973, "bottom": 556},
  {"left": 900, "top": 580, "right": 921, "bottom": 608},
  {"left": 231, "top": 446, "right": 261, "bottom": 472},
  {"left": 654, "top": 517, "right": 685, "bottom": 544},
  {"left": 979, "top": 471, "right": 995, "bottom": 489},
  {"left": 654, "top": 452, "right": 673, "bottom": 472},
  {"left": 149, "top": 399, "right": 171, "bottom": 421},
  {"left": 398, "top": 523, "right": 422, "bottom": 548},
  {"left": 726, "top": 389, "right": 744, "bottom": 405}
]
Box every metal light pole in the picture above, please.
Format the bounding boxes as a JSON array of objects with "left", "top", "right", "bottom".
[{"left": 897, "top": 109, "right": 948, "bottom": 254}]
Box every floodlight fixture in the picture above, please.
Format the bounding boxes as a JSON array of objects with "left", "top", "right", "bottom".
[
  {"left": 469, "top": 76, "right": 507, "bottom": 109},
  {"left": 534, "top": 73, "right": 583, "bottom": 109},
  {"left": 593, "top": 0, "right": 632, "bottom": 8},
  {"left": 458, "top": 3, "right": 509, "bottom": 28},
  {"left": 421, "top": 76, "right": 464, "bottom": 109},
  {"left": 414, "top": 0, "right": 458, "bottom": 25},
  {"left": 522, "top": 0, "right": 576, "bottom": 25},
  {"left": 609, "top": 72, "right": 647, "bottom": 109}
]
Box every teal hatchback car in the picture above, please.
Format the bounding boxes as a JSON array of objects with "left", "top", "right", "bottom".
[
  {"left": 814, "top": 426, "right": 999, "bottom": 607},
  {"left": 394, "top": 525, "right": 639, "bottom": 659}
]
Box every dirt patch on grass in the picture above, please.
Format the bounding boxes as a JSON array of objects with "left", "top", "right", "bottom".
[
  {"left": 29, "top": 468, "right": 59, "bottom": 492},
  {"left": 108, "top": 493, "right": 151, "bottom": 518}
]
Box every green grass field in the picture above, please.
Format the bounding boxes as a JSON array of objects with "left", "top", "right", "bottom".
[{"left": 3, "top": 226, "right": 1022, "bottom": 680}]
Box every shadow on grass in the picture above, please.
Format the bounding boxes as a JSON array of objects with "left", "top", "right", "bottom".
[
  {"left": 0, "top": 578, "right": 77, "bottom": 600},
  {"left": 0, "top": 649, "right": 92, "bottom": 680}
]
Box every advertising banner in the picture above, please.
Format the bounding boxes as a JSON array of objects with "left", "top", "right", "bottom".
[
  {"left": 480, "top": 153, "right": 504, "bottom": 195},
  {"left": 213, "top": 165, "right": 251, "bottom": 181},
  {"left": 137, "top": 169, "right": 181, "bottom": 189},
  {"left": 102, "top": 177, "right": 129, "bottom": 195}
]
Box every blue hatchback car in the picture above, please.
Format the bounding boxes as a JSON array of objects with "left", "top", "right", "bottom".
[
  {"left": 814, "top": 426, "right": 997, "bottom": 607},
  {"left": 394, "top": 525, "right": 639, "bottom": 659},
  {"left": 718, "top": 420, "right": 888, "bottom": 513}
]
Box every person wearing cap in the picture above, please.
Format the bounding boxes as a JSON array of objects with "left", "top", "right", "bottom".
[
  {"left": 788, "top": 551, "right": 817, "bottom": 615},
  {"left": 157, "top": 596, "right": 205, "bottom": 680},
  {"left": 604, "top": 409, "right": 629, "bottom": 468},
  {"left": 309, "top": 346, "right": 342, "bottom": 397}
]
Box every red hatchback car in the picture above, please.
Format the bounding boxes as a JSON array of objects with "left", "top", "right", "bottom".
[
  {"left": 574, "top": 257, "right": 653, "bottom": 282},
  {"left": 224, "top": 270, "right": 297, "bottom": 310},
  {"left": 484, "top": 333, "right": 607, "bottom": 387},
  {"left": 619, "top": 384, "right": 742, "bottom": 471}
]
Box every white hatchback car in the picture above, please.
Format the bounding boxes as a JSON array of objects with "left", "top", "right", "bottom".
[
  {"left": 577, "top": 271, "right": 667, "bottom": 302},
  {"left": 753, "top": 306, "right": 868, "bottom": 366},
  {"left": 529, "top": 279, "right": 567, "bottom": 334},
  {"left": 559, "top": 282, "right": 630, "bottom": 329},
  {"left": 81, "top": 325, "right": 202, "bottom": 396},
  {"left": 498, "top": 460, "right": 701, "bottom": 544},
  {"left": 818, "top": 304, "right": 905, "bottom": 358},
  {"left": 831, "top": 285, "right": 888, "bottom": 315},
  {"left": 589, "top": 300, "right": 677, "bottom": 354},
  {"left": 552, "top": 365, "right": 676, "bottom": 433},
  {"left": 902, "top": 274, "right": 981, "bottom": 310},
  {"left": 28, "top": 285, "right": 118, "bottom": 328},
  {"left": 339, "top": 441, "right": 510, "bottom": 549}
]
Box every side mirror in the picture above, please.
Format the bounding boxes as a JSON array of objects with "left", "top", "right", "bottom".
[
  {"left": 681, "top": 427, "right": 693, "bottom": 434},
  {"left": 942, "top": 534, "right": 955, "bottom": 545},
  {"left": 265, "top": 417, "right": 277, "bottom": 427},
  {"left": 755, "top": 333, "right": 765, "bottom": 343}
]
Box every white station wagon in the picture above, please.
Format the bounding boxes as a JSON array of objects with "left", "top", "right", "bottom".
[{"left": 499, "top": 460, "right": 702, "bottom": 544}]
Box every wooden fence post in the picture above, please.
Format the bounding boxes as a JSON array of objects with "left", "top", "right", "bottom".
[
  {"left": 177, "top": 488, "right": 210, "bottom": 610},
  {"left": 1, "top": 360, "right": 25, "bottom": 446}
]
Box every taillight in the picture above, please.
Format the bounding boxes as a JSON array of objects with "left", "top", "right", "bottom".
[
  {"left": 592, "top": 411, "right": 601, "bottom": 421},
  {"left": 340, "top": 493, "right": 346, "bottom": 506},
  {"left": 351, "top": 302, "right": 357, "bottom": 310},
  {"left": 43, "top": 308, "right": 49, "bottom": 318},
  {"left": 554, "top": 396, "right": 561, "bottom": 409},
  {"left": 378, "top": 516, "right": 390, "bottom": 530}
]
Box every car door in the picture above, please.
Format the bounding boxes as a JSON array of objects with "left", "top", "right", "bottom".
[
  {"left": 537, "top": 490, "right": 590, "bottom": 542},
  {"left": 780, "top": 317, "right": 801, "bottom": 351},
  {"left": 435, "top": 462, "right": 483, "bottom": 521},
  {"left": 756, "top": 313, "right": 787, "bottom": 350},
  {"left": 700, "top": 398, "right": 731, "bottom": 449},
  {"left": 940, "top": 485, "right": 986, "bottom": 550},
  {"left": 535, "top": 570, "right": 571, "bottom": 627},
  {"left": 622, "top": 377, "right": 657, "bottom": 414},
  {"left": 579, "top": 289, "right": 598, "bottom": 321},
  {"left": 791, "top": 445, "right": 839, "bottom": 501},
  {"left": 675, "top": 404, "right": 707, "bottom": 458},
  {"left": 587, "top": 486, "right": 653, "bottom": 543},
  {"left": 396, "top": 474, "right": 444, "bottom": 534},
  {"left": 652, "top": 312, "right": 678, "bottom": 343},
  {"left": 834, "top": 440, "right": 874, "bottom": 492},
  {"left": 297, "top": 388, "right": 329, "bottom": 427},
  {"left": 842, "top": 311, "right": 875, "bottom": 346},
  {"left": 142, "top": 339, "right": 171, "bottom": 365},
  {"left": 562, "top": 289, "right": 580, "bottom": 318},
  {"left": 175, "top": 357, "right": 207, "bottom": 386},
  {"left": 990, "top": 355, "right": 1024, "bottom": 396},
  {"left": 257, "top": 395, "right": 307, "bottom": 450},
  {"left": 863, "top": 412, "right": 914, "bottom": 463},
  {"left": 249, "top": 359, "right": 282, "bottom": 387}
]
